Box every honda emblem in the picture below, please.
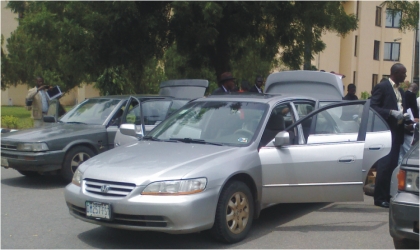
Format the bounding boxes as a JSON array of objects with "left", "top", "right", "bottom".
[{"left": 100, "top": 185, "right": 110, "bottom": 193}]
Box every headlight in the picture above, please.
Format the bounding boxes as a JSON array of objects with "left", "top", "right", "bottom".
[
  {"left": 72, "top": 169, "right": 83, "bottom": 187},
  {"left": 141, "top": 178, "right": 207, "bottom": 195},
  {"left": 398, "top": 170, "right": 419, "bottom": 192},
  {"left": 17, "top": 142, "right": 49, "bottom": 152}
]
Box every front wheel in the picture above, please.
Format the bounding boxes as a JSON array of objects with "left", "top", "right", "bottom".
[
  {"left": 61, "top": 146, "right": 95, "bottom": 183},
  {"left": 210, "top": 181, "right": 254, "bottom": 243}
]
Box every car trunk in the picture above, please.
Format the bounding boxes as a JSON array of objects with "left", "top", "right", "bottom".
[
  {"left": 159, "top": 79, "right": 209, "bottom": 100},
  {"left": 265, "top": 70, "right": 344, "bottom": 101}
]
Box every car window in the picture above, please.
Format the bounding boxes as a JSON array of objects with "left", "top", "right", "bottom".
[
  {"left": 168, "top": 99, "right": 189, "bottom": 115},
  {"left": 60, "top": 98, "right": 121, "bottom": 125},
  {"left": 149, "top": 101, "right": 268, "bottom": 147},
  {"left": 366, "top": 109, "right": 389, "bottom": 132},
  {"left": 142, "top": 101, "right": 171, "bottom": 125},
  {"left": 293, "top": 102, "right": 316, "bottom": 141},
  {"left": 260, "top": 103, "right": 295, "bottom": 147},
  {"left": 108, "top": 101, "right": 127, "bottom": 127},
  {"left": 310, "top": 103, "right": 364, "bottom": 142},
  {"left": 125, "top": 100, "right": 142, "bottom": 125}
]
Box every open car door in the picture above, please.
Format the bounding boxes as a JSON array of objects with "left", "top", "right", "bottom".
[{"left": 260, "top": 100, "right": 371, "bottom": 204}]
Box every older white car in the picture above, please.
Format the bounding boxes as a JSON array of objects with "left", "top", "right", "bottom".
[{"left": 65, "top": 71, "right": 392, "bottom": 243}]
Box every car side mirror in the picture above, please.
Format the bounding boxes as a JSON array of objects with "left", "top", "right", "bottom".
[
  {"left": 120, "top": 123, "right": 144, "bottom": 138},
  {"left": 43, "top": 116, "right": 56, "bottom": 123},
  {"left": 273, "top": 131, "right": 290, "bottom": 147}
]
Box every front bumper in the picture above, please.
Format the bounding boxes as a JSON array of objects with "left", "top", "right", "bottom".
[
  {"left": 1, "top": 149, "right": 65, "bottom": 172},
  {"left": 389, "top": 192, "right": 419, "bottom": 242},
  {"left": 64, "top": 182, "right": 220, "bottom": 234}
]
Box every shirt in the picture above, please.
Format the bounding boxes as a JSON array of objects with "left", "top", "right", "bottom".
[
  {"left": 255, "top": 85, "right": 262, "bottom": 93},
  {"left": 389, "top": 78, "right": 403, "bottom": 112}
]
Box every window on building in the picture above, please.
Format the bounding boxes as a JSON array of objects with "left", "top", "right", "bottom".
[
  {"left": 354, "top": 36, "right": 358, "bottom": 57},
  {"left": 356, "top": 1, "right": 359, "bottom": 18},
  {"left": 372, "top": 74, "right": 378, "bottom": 90},
  {"left": 384, "top": 42, "right": 400, "bottom": 61},
  {"left": 375, "top": 7, "right": 382, "bottom": 26},
  {"left": 353, "top": 71, "right": 357, "bottom": 86},
  {"left": 373, "top": 40, "right": 380, "bottom": 60},
  {"left": 385, "top": 9, "right": 401, "bottom": 28}
]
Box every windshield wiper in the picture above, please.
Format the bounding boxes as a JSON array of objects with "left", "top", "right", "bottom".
[
  {"left": 169, "top": 138, "right": 223, "bottom": 146},
  {"left": 143, "top": 136, "right": 179, "bottom": 143},
  {"left": 66, "top": 121, "right": 87, "bottom": 125}
]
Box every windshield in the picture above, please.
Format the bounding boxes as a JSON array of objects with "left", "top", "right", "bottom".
[
  {"left": 148, "top": 101, "right": 268, "bottom": 147},
  {"left": 59, "top": 98, "right": 121, "bottom": 125}
]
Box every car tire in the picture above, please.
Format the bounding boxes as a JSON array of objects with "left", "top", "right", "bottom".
[
  {"left": 210, "top": 181, "right": 254, "bottom": 243},
  {"left": 393, "top": 237, "right": 419, "bottom": 249},
  {"left": 17, "top": 170, "right": 40, "bottom": 177},
  {"left": 363, "top": 183, "right": 375, "bottom": 196},
  {"left": 61, "top": 146, "right": 95, "bottom": 183}
]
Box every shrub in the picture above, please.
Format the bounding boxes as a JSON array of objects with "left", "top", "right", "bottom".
[
  {"left": 361, "top": 91, "right": 371, "bottom": 100},
  {"left": 1, "top": 115, "right": 19, "bottom": 129}
]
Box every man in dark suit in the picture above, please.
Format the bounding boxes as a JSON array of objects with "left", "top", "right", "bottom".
[
  {"left": 212, "top": 72, "right": 236, "bottom": 95},
  {"left": 370, "top": 63, "right": 407, "bottom": 208},
  {"left": 343, "top": 84, "right": 358, "bottom": 100},
  {"left": 249, "top": 75, "right": 264, "bottom": 93}
]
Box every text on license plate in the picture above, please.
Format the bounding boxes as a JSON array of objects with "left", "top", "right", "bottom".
[
  {"left": 1, "top": 157, "right": 9, "bottom": 167},
  {"left": 86, "top": 201, "right": 111, "bottom": 220}
]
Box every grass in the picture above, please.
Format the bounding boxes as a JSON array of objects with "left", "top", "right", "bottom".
[{"left": 1, "top": 105, "right": 73, "bottom": 129}]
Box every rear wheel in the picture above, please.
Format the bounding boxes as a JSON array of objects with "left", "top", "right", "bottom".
[
  {"left": 210, "top": 181, "right": 254, "bottom": 243},
  {"left": 393, "top": 237, "right": 419, "bottom": 249},
  {"left": 17, "top": 170, "right": 40, "bottom": 177},
  {"left": 61, "top": 146, "right": 94, "bottom": 183}
]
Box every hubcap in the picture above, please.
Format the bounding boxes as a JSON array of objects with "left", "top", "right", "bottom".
[
  {"left": 226, "top": 191, "right": 249, "bottom": 234},
  {"left": 70, "top": 152, "right": 90, "bottom": 174}
]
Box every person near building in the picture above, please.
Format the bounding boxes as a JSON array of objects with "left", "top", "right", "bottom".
[
  {"left": 212, "top": 72, "right": 237, "bottom": 95},
  {"left": 343, "top": 84, "right": 358, "bottom": 100},
  {"left": 249, "top": 75, "right": 264, "bottom": 93},
  {"left": 26, "top": 76, "right": 50, "bottom": 128},
  {"left": 370, "top": 63, "right": 407, "bottom": 208}
]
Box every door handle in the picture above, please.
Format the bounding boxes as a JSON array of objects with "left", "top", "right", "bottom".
[
  {"left": 368, "top": 145, "right": 383, "bottom": 150},
  {"left": 339, "top": 157, "right": 355, "bottom": 163}
]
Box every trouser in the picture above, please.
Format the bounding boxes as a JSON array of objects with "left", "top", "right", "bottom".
[
  {"left": 33, "top": 119, "right": 44, "bottom": 128},
  {"left": 374, "top": 141, "right": 401, "bottom": 203}
]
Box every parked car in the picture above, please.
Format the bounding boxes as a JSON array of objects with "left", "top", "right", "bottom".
[
  {"left": 1, "top": 80, "right": 208, "bottom": 182},
  {"left": 389, "top": 139, "right": 419, "bottom": 249},
  {"left": 64, "top": 73, "right": 392, "bottom": 243}
]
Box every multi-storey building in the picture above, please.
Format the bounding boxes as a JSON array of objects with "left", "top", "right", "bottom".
[{"left": 312, "top": 1, "right": 418, "bottom": 98}]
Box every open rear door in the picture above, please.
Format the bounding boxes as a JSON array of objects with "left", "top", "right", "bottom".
[{"left": 159, "top": 79, "right": 209, "bottom": 99}]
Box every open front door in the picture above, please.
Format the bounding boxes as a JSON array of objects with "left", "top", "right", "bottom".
[
  {"left": 114, "top": 97, "right": 145, "bottom": 147},
  {"left": 260, "top": 100, "right": 370, "bottom": 204}
]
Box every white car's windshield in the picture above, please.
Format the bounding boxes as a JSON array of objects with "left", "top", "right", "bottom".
[
  {"left": 60, "top": 98, "right": 121, "bottom": 125},
  {"left": 148, "top": 101, "right": 268, "bottom": 146}
]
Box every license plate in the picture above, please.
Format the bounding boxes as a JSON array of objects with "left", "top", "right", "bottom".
[
  {"left": 86, "top": 201, "right": 111, "bottom": 220},
  {"left": 1, "top": 157, "right": 9, "bottom": 167}
]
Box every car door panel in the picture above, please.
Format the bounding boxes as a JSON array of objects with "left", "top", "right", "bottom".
[{"left": 260, "top": 100, "right": 371, "bottom": 205}]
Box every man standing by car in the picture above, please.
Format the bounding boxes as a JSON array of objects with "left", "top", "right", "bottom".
[
  {"left": 370, "top": 63, "right": 406, "bottom": 208},
  {"left": 212, "top": 72, "right": 236, "bottom": 94},
  {"left": 26, "top": 76, "right": 50, "bottom": 128},
  {"left": 343, "top": 84, "right": 358, "bottom": 100},
  {"left": 249, "top": 75, "right": 264, "bottom": 93}
]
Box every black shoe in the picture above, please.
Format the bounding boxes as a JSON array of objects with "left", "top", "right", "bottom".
[{"left": 374, "top": 201, "right": 389, "bottom": 208}]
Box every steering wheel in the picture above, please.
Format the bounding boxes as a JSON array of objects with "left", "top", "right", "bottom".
[{"left": 233, "top": 129, "right": 253, "bottom": 138}]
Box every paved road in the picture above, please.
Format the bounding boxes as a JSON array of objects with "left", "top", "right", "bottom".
[{"left": 1, "top": 168, "right": 395, "bottom": 249}]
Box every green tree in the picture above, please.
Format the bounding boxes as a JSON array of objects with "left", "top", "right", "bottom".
[
  {"left": 4, "top": 1, "right": 171, "bottom": 94},
  {"left": 169, "top": 1, "right": 294, "bottom": 80},
  {"left": 381, "top": 0, "right": 419, "bottom": 31},
  {"left": 281, "top": 1, "right": 358, "bottom": 70}
]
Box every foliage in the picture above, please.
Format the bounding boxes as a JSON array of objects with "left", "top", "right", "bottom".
[
  {"left": 281, "top": 1, "right": 358, "bottom": 70},
  {"left": 1, "top": 115, "right": 20, "bottom": 129},
  {"left": 361, "top": 91, "right": 371, "bottom": 100},
  {"left": 381, "top": 0, "right": 419, "bottom": 31},
  {"left": 4, "top": 1, "right": 171, "bottom": 94}
]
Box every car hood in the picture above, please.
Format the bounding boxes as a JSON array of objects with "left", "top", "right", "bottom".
[
  {"left": 81, "top": 141, "right": 237, "bottom": 185},
  {"left": 1, "top": 123, "right": 104, "bottom": 142}
]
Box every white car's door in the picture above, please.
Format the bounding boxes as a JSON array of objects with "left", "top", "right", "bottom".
[{"left": 260, "top": 100, "right": 371, "bottom": 205}]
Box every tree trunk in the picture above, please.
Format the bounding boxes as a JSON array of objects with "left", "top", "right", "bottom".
[{"left": 303, "top": 21, "right": 312, "bottom": 70}]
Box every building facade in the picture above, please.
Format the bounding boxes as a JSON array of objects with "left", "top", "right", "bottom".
[{"left": 312, "top": 1, "right": 418, "bottom": 98}]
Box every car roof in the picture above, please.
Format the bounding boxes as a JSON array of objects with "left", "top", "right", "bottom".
[
  {"left": 87, "top": 95, "right": 175, "bottom": 101},
  {"left": 198, "top": 92, "right": 318, "bottom": 104}
]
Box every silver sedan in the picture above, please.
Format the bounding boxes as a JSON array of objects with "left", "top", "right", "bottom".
[{"left": 65, "top": 94, "right": 391, "bottom": 243}]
